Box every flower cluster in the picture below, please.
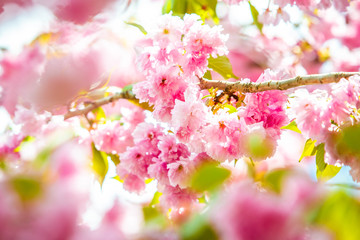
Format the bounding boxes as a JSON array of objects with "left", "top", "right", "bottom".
[{"left": 133, "top": 13, "right": 228, "bottom": 121}]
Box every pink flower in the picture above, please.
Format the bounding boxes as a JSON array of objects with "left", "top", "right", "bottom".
[
  {"left": 119, "top": 145, "right": 153, "bottom": 178},
  {"left": 289, "top": 75, "right": 360, "bottom": 142},
  {"left": 220, "top": 0, "right": 246, "bottom": 4},
  {"left": 0, "top": 47, "right": 45, "bottom": 115},
  {"left": 151, "top": 14, "right": 184, "bottom": 49},
  {"left": 92, "top": 121, "right": 133, "bottom": 154},
  {"left": 167, "top": 159, "right": 194, "bottom": 188},
  {"left": 159, "top": 185, "right": 198, "bottom": 210},
  {"left": 34, "top": 49, "right": 105, "bottom": 111},
  {"left": 202, "top": 112, "right": 248, "bottom": 161},
  {"left": 0, "top": 0, "right": 31, "bottom": 13},
  {"left": 240, "top": 70, "right": 288, "bottom": 139},
  {"left": 158, "top": 135, "right": 190, "bottom": 163},
  {"left": 171, "top": 88, "right": 209, "bottom": 142},
  {"left": 213, "top": 182, "right": 306, "bottom": 240},
  {"left": 134, "top": 13, "right": 228, "bottom": 121},
  {"left": 183, "top": 21, "right": 228, "bottom": 58},
  {"left": 49, "top": 141, "right": 90, "bottom": 180},
  {"left": 0, "top": 132, "right": 23, "bottom": 161},
  {"left": 132, "top": 122, "right": 164, "bottom": 152},
  {"left": 123, "top": 173, "right": 146, "bottom": 194},
  {"left": 116, "top": 167, "right": 146, "bottom": 194},
  {"left": 289, "top": 89, "right": 330, "bottom": 141},
  {"left": 14, "top": 106, "right": 51, "bottom": 137},
  {"left": 50, "top": 0, "right": 116, "bottom": 24},
  {"left": 148, "top": 160, "right": 171, "bottom": 185}
]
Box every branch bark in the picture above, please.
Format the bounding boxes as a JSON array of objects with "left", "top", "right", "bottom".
[
  {"left": 64, "top": 72, "right": 360, "bottom": 119},
  {"left": 199, "top": 72, "right": 360, "bottom": 92},
  {"left": 64, "top": 90, "right": 136, "bottom": 120}
]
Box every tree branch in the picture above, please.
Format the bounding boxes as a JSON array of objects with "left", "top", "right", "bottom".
[
  {"left": 64, "top": 90, "right": 136, "bottom": 120},
  {"left": 199, "top": 72, "right": 360, "bottom": 92},
  {"left": 64, "top": 72, "right": 360, "bottom": 120}
]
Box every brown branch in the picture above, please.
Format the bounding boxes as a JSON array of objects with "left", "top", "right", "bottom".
[
  {"left": 64, "top": 90, "right": 136, "bottom": 120},
  {"left": 64, "top": 72, "right": 360, "bottom": 120},
  {"left": 199, "top": 72, "right": 360, "bottom": 92}
]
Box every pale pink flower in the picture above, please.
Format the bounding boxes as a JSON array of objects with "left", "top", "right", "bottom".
[
  {"left": 148, "top": 160, "right": 171, "bottom": 185},
  {"left": 213, "top": 182, "right": 306, "bottom": 240},
  {"left": 158, "top": 135, "right": 190, "bottom": 163},
  {"left": 167, "top": 159, "right": 194, "bottom": 188},
  {"left": 35, "top": 49, "right": 105, "bottom": 111},
  {"left": 151, "top": 14, "right": 184, "bottom": 49},
  {"left": 117, "top": 167, "right": 146, "bottom": 194},
  {"left": 183, "top": 23, "right": 228, "bottom": 58},
  {"left": 159, "top": 185, "right": 198, "bottom": 210},
  {"left": 0, "top": 47, "right": 45, "bottom": 115},
  {"left": 92, "top": 121, "right": 133, "bottom": 154},
  {"left": 119, "top": 145, "right": 153, "bottom": 178},
  {"left": 14, "top": 106, "right": 51, "bottom": 137},
  {"left": 49, "top": 141, "right": 90, "bottom": 180},
  {"left": 258, "top": 9, "right": 276, "bottom": 25},
  {"left": 240, "top": 70, "right": 288, "bottom": 139},
  {"left": 0, "top": 132, "right": 23, "bottom": 161},
  {"left": 288, "top": 89, "right": 330, "bottom": 141},
  {"left": 220, "top": 0, "right": 246, "bottom": 4},
  {"left": 202, "top": 112, "right": 248, "bottom": 161},
  {"left": 0, "top": 0, "right": 32, "bottom": 13},
  {"left": 171, "top": 87, "right": 209, "bottom": 142},
  {"left": 49, "top": 0, "right": 116, "bottom": 24},
  {"left": 132, "top": 122, "right": 164, "bottom": 151}
]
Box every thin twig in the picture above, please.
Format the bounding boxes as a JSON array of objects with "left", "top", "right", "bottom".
[
  {"left": 199, "top": 72, "right": 360, "bottom": 92},
  {"left": 64, "top": 90, "right": 136, "bottom": 120}
]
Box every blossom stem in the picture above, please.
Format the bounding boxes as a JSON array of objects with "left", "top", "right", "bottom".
[
  {"left": 64, "top": 89, "right": 136, "bottom": 120},
  {"left": 199, "top": 72, "right": 360, "bottom": 93}
]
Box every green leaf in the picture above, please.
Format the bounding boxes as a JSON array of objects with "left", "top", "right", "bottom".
[
  {"left": 198, "top": 195, "right": 207, "bottom": 204},
  {"left": 190, "top": 163, "right": 231, "bottom": 192},
  {"left": 122, "top": 84, "right": 133, "bottom": 92},
  {"left": 246, "top": 133, "right": 274, "bottom": 160},
  {"left": 208, "top": 55, "right": 238, "bottom": 80},
  {"left": 188, "top": 0, "right": 219, "bottom": 23},
  {"left": 248, "top": 1, "right": 263, "bottom": 33},
  {"left": 149, "top": 191, "right": 162, "bottom": 206},
  {"left": 264, "top": 169, "right": 289, "bottom": 193},
  {"left": 112, "top": 175, "right": 124, "bottom": 183},
  {"left": 316, "top": 165, "right": 342, "bottom": 181},
  {"left": 108, "top": 153, "right": 120, "bottom": 166},
  {"left": 162, "top": 0, "right": 187, "bottom": 16},
  {"left": 162, "top": 0, "right": 218, "bottom": 23},
  {"left": 91, "top": 107, "right": 106, "bottom": 121},
  {"left": 299, "top": 138, "right": 317, "bottom": 162},
  {"left": 203, "top": 70, "right": 212, "bottom": 80},
  {"left": 124, "top": 21, "right": 147, "bottom": 35},
  {"left": 339, "top": 124, "right": 360, "bottom": 155},
  {"left": 315, "top": 143, "right": 341, "bottom": 181},
  {"left": 181, "top": 213, "right": 218, "bottom": 240},
  {"left": 315, "top": 143, "right": 326, "bottom": 171},
  {"left": 91, "top": 143, "right": 109, "bottom": 186},
  {"left": 11, "top": 176, "right": 42, "bottom": 201},
  {"left": 222, "top": 104, "right": 237, "bottom": 113},
  {"left": 142, "top": 206, "right": 166, "bottom": 227},
  {"left": 312, "top": 191, "right": 360, "bottom": 240},
  {"left": 201, "top": 94, "right": 212, "bottom": 100},
  {"left": 145, "top": 178, "right": 154, "bottom": 184},
  {"left": 14, "top": 136, "right": 35, "bottom": 153},
  {"left": 280, "top": 120, "right": 302, "bottom": 134}
]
